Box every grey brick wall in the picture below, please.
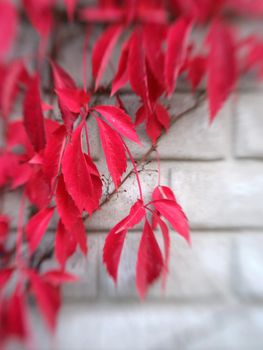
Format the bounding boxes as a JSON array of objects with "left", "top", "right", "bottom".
[{"left": 3, "top": 18, "right": 263, "bottom": 350}]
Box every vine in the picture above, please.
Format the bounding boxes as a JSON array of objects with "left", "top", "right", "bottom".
[{"left": 1, "top": 0, "right": 263, "bottom": 347}]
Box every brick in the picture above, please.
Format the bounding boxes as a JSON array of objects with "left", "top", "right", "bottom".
[
  {"left": 54, "top": 304, "right": 263, "bottom": 350},
  {"left": 98, "top": 232, "right": 232, "bottom": 300},
  {"left": 234, "top": 233, "right": 263, "bottom": 300},
  {"left": 170, "top": 161, "right": 263, "bottom": 229},
  {"left": 157, "top": 99, "right": 231, "bottom": 160},
  {"left": 234, "top": 94, "right": 263, "bottom": 158}
]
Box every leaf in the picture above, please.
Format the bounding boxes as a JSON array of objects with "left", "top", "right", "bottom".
[
  {"left": 93, "top": 105, "right": 141, "bottom": 143},
  {"left": 153, "top": 199, "right": 190, "bottom": 243},
  {"left": 29, "top": 271, "right": 61, "bottom": 332},
  {"left": 0, "top": 1, "right": 18, "bottom": 59},
  {"left": 155, "top": 216, "right": 170, "bottom": 288},
  {"left": 42, "top": 270, "right": 78, "bottom": 285},
  {"left": 64, "top": 0, "right": 77, "bottom": 21},
  {"left": 152, "top": 185, "right": 176, "bottom": 201},
  {"left": 62, "top": 124, "right": 98, "bottom": 215},
  {"left": 43, "top": 126, "right": 67, "bottom": 184},
  {"left": 25, "top": 207, "right": 55, "bottom": 253},
  {"left": 55, "top": 88, "right": 90, "bottom": 114},
  {"left": 0, "top": 215, "right": 9, "bottom": 243},
  {"left": 71, "top": 218, "right": 88, "bottom": 256},
  {"left": 0, "top": 268, "right": 14, "bottom": 288},
  {"left": 25, "top": 169, "right": 51, "bottom": 210},
  {"left": 51, "top": 61, "right": 79, "bottom": 133},
  {"left": 136, "top": 220, "right": 163, "bottom": 299},
  {"left": 56, "top": 174, "right": 81, "bottom": 231},
  {"left": 115, "top": 200, "right": 146, "bottom": 233},
  {"left": 165, "top": 18, "right": 192, "bottom": 95},
  {"left": 128, "top": 30, "right": 150, "bottom": 108},
  {"left": 55, "top": 220, "right": 77, "bottom": 267},
  {"left": 155, "top": 104, "right": 170, "bottom": 131},
  {"left": 206, "top": 21, "right": 237, "bottom": 122},
  {"left": 187, "top": 55, "right": 207, "bottom": 90},
  {"left": 111, "top": 38, "right": 130, "bottom": 96},
  {"left": 103, "top": 218, "right": 128, "bottom": 283},
  {"left": 23, "top": 75, "right": 46, "bottom": 153},
  {"left": 92, "top": 24, "right": 123, "bottom": 90},
  {"left": 96, "top": 117, "right": 127, "bottom": 189}
]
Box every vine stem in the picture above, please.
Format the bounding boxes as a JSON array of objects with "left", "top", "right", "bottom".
[{"left": 122, "top": 140, "right": 144, "bottom": 202}]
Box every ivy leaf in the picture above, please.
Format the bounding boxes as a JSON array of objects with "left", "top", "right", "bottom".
[
  {"left": 96, "top": 117, "right": 127, "bottom": 189},
  {"left": 165, "top": 18, "right": 192, "bottom": 95},
  {"left": 56, "top": 174, "right": 81, "bottom": 231},
  {"left": 29, "top": 271, "right": 60, "bottom": 332},
  {"left": 64, "top": 0, "right": 77, "bottom": 21},
  {"left": 92, "top": 24, "right": 123, "bottom": 90},
  {"left": 103, "top": 200, "right": 145, "bottom": 283},
  {"left": 206, "top": 21, "right": 237, "bottom": 122},
  {"left": 23, "top": 75, "right": 46, "bottom": 153},
  {"left": 0, "top": 1, "right": 18, "bottom": 59},
  {"left": 0, "top": 215, "right": 9, "bottom": 243},
  {"left": 55, "top": 220, "right": 77, "bottom": 267},
  {"left": 128, "top": 29, "right": 150, "bottom": 108},
  {"left": 26, "top": 207, "right": 55, "bottom": 253},
  {"left": 42, "top": 270, "right": 78, "bottom": 285},
  {"left": 93, "top": 105, "right": 141, "bottom": 143},
  {"left": 136, "top": 220, "right": 163, "bottom": 299},
  {"left": 187, "top": 55, "right": 207, "bottom": 90},
  {"left": 111, "top": 38, "right": 130, "bottom": 96},
  {"left": 43, "top": 126, "right": 67, "bottom": 184},
  {"left": 62, "top": 125, "right": 98, "bottom": 215},
  {"left": 153, "top": 199, "right": 190, "bottom": 243},
  {"left": 71, "top": 218, "right": 88, "bottom": 256}
]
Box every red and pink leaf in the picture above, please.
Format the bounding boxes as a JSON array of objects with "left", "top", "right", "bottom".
[
  {"left": 136, "top": 220, "right": 163, "bottom": 299},
  {"left": 92, "top": 24, "right": 123, "bottom": 90},
  {"left": 25, "top": 207, "right": 55, "bottom": 253},
  {"left": 23, "top": 75, "right": 46, "bottom": 153},
  {"left": 96, "top": 117, "right": 127, "bottom": 189}
]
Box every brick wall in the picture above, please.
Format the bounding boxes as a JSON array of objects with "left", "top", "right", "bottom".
[{"left": 3, "top": 17, "right": 263, "bottom": 350}]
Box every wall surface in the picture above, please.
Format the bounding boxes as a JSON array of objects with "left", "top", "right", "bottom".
[{"left": 2, "top": 12, "right": 263, "bottom": 350}]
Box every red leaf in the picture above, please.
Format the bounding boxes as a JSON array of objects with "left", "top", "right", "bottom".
[
  {"left": 136, "top": 220, "right": 163, "bottom": 299},
  {"left": 111, "top": 38, "right": 130, "bottom": 95},
  {"left": 92, "top": 24, "right": 123, "bottom": 90},
  {"left": 55, "top": 88, "right": 90, "bottom": 114},
  {"left": 62, "top": 125, "right": 98, "bottom": 215},
  {"left": 187, "top": 55, "right": 207, "bottom": 90},
  {"left": 103, "top": 200, "right": 146, "bottom": 282},
  {"left": 115, "top": 200, "right": 146, "bottom": 233},
  {"left": 29, "top": 272, "right": 60, "bottom": 332},
  {"left": 64, "top": 0, "right": 77, "bottom": 21},
  {"left": 103, "top": 218, "right": 128, "bottom": 283},
  {"left": 56, "top": 174, "right": 80, "bottom": 231},
  {"left": 128, "top": 30, "right": 150, "bottom": 108},
  {"left": 96, "top": 117, "right": 127, "bottom": 189},
  {"left": 25, "top": 169, "right": 51, "bottom": 210},
  {"left": 165, "top": 18, "right": 192, "bottom": 95},
  {"left": 71, "top": 218, "right": 88, "bottom": 255},
  {"left": 23, "top": 75, "right": 46, "bottom": 153},
  {"left": 26, "top": 207, "right": 55, "bottom": 253},
  {"left": 207, "top": 21, "right": 237, "bottom": 122},
  {"left": 43, "top": 125, "right": 67, "bottom": 184},
  {"left": 152, "top": 185, "right": 176, "bottom": 201},
  {"left": 0, "top": 215, "right": 9, "bottom": 243},
  {"left": 0, "top": 268, "right": 14, "bottom": 288},
  {"left": 55, "top": 220, "right": 77, "bottom": 267},
  {"left": 155, "top": 104, "right": 170, "bottom": 131},
  {"left": 94, "top": 105, "right": 141, "bottom": 143},
  {"left": 42, "top": 270, "right": 78, "bottom": 285},
  {"left": 155, "top": 216, "right": 170, "bottom": 288},
  {"left": 146, "top": 110, "right": 163, "bottom": 145},
  {"left": 0, "top": 1, "right": 18, "bottom": 59},
  {"left": 51, "top": 61, "right": 76, "bottom": 90},
  {"left": 51, "top": 61, "right": 79, "bottom": 133},
  {"left": 153, "top": 199, "right": 190, "bottom": 243}
]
